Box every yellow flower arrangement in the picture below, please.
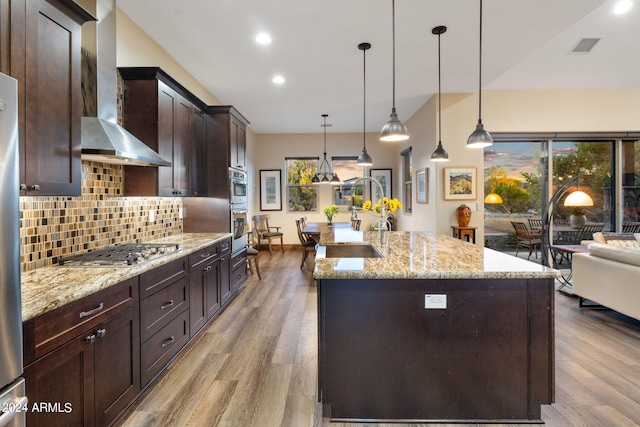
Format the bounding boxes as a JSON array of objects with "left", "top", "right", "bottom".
[
  {"left": 362, "top": 197, "right": 402, "bottom": 214},
  {"left": 323, "top": 204, "right": 339, "bottom": 223}
]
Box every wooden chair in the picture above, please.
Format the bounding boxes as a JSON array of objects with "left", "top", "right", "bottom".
[
  {"left": 528, "top": 218, "right": 542, "bottom": 233},
  {"left": 246, "top": 231, "right": 261, "bottom": 280},
  {"left": 253, "top": 214, "right": 284, "bottom": 254},
  {"left": 511, "top": 221, "right": 542, "bottom": 260},
  {"left": 296, "top": 218, "right": 316, "bottom": 269},
  {"left": 351, "top": 218, "right": 362, "bottom": 230},
  {"left": 622, "top": 222, "right": 640, "bottom": 233}
]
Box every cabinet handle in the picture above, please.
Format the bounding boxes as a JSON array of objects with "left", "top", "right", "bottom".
[
  {"left": 160, "top": 300, "right": 175, "bottom": 310},
  {"left": 161, "top": 336, "right": 175, "bottom": 348},
  {"left": 20, "top": 184, "right": 26, "bottom": 191},
  {"left": 203, "top": 265, "right": 212, "bottom": 272},
  {"left": 29, "top": 184, "right": 40, "bottom": 191},
  {"left": 96, "top": 328, "right": 106, "bottom": 338},
  {"left": 79, "top": 302, "right": 104, "bottom": 318},
  {"left": 200, "top": 253, "right": 210, "bottom": 259},
  {"left": 85, "top": 334, "right": 96, "bottom": 343}
]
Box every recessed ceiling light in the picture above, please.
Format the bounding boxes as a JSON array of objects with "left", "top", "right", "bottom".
[
  {"left": 272, "top": 75, "right": 285, "bottom": 84},
  {"left": 613, "top": 0, "right": 632, "bottom": 14},
  {"left": 256, "top": 33, "right": 272, "bottom": 44}
]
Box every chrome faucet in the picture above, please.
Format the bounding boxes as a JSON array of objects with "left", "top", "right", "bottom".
[{"left": 353, "top": 176, "right": 387, "bottom": 232}]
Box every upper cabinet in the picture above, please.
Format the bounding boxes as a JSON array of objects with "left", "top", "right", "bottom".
[
  {"left": 207, "top": 105, "right": 249, "bottom": 171},
  {"left": 2, "top": 0, "right": 94, "bottom": 196},
  {"left": 119, "top": 67, "right": 206, "bottom": 197}
]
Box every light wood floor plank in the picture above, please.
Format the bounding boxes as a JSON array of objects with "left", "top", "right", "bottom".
[{"left": 117, "top": 248, "right": 640, "bottom": 427}]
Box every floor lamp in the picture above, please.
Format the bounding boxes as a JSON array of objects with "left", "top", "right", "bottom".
[{"left": 540, "top": 176, "right": 594, "bottom": 267}]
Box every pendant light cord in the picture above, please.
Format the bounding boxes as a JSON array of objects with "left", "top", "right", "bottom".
[
  {"left": 392, "top": 0, "right": 397, "bottom": 111},
  {"left": 438, "top": 30, "right": 442, "bottom": 143},
  {"left": 363, "top": 45, "right": 367, "bottom": 150},
  {"left": 478, "top": 0, "right": 483, "bottom": 122}
]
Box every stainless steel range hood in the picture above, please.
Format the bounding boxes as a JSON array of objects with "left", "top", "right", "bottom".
[{"left": 80, "top": 0, "right": 170, "bottom": 167}]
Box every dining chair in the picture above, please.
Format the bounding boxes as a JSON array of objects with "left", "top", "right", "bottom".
[
  {"left": 622, "top": 222, "right": 640, "bottom": 233},
  {"left": 511, "top": 221, "right": 542, "bottom": 260},
  {"left": 296, "top": 218, "right": 317, "bottom": 269},
  {"left": 528, "top": 218, "right": 543, "bottom": 233},
  {"left": 252, "top": 214, "right": 284, "bottom": 254},
  {"left": 246, "top": 230, "right": 261, "bottom": 280}
]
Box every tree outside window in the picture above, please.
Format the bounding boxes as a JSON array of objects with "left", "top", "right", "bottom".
[{"left": 286, "top": 158, "right": 318, "bottom": 211}]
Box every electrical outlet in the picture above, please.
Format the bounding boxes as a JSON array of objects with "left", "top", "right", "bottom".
[
  {"left": 425, "top": 294, "right": 447, "bottom": 309},
  {"left": 178, "top": 208, "right": 183, "bottom": 219},
  {"left": 149, "top": 209, "right": 155, "bottom": 223}
]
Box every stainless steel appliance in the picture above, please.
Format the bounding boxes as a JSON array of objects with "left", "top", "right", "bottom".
[
  {"left": 57, "top": 243, "right": 180, "bottom": 267},
  {"left": 229, "top": 168, "right": 247, "bottom": 205},
  {"left": 0, "top": 72, "right": 27, "bottom": 427},
  {"left": 231, "top": 206, "right": 248, "bottom": 254}
]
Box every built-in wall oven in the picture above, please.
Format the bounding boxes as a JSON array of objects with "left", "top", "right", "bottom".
[
  {"left": 230, "top": 168, "right": 247, "bottom": 205},
  {"left": 231, "top": 206, "right": 248, "bottom": 254}
]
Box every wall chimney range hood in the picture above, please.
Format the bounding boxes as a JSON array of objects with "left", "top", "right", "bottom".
[{"left": 80, "top": 0, "right": 170, "bottom": 167}]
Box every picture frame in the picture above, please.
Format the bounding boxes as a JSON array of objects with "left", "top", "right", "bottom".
[
  {"left": 416, "top": 168, "right": 428, "bottom": 204},
  {"left": 369, "top": 168, "right": 392, "bottom": 201},
  {"left": 444, "top": 167, "right": 477, "bottom": 200},
  {"left": 260, "top": 169, "right": 282, "bottom": 211}
]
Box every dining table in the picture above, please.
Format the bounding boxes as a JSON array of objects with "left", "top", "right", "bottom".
[{"left": 301, "top": 222, "right": 356, "bottom": 242}]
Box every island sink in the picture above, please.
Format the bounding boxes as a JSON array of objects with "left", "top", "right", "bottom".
[{"left": 323, "top": 243, "right": 382, "bottom": 259}]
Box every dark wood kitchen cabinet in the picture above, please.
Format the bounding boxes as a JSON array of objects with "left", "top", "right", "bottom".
[
  {"left": 138, "top": 256, "right": 190, "bottom": 387},
  {"left": 204, "top": 105, "right": 250, "bottom": 198},
  {"left": 23, "top": 277, "right": 140, "bottom": 427},
  {"left": 120, "top": 67, "right": 206, "bottom": 197},
  {"left": 2, "top": 0, "right": 94, "bottom": 196},
  {"left": 188, "top": 242, "right": 222, "bottom": 336}
]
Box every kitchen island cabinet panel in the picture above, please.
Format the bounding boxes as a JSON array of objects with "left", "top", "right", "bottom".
[{"left": 319, "top": 278, "right": 553, "bottom": 421}]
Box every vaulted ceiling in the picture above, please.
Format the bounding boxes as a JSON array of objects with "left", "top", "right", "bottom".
[{"left": 119, "top": 0, "right": 639, "bottom": 134}]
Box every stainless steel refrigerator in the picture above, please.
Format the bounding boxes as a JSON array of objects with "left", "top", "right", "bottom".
[{"left": 0, "top": 72, "right": 27, "bottom": 427}]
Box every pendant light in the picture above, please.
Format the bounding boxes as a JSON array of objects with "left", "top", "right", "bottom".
[
  {"left": 312, "top": 114, "right": 339, "bottom": 184},
  {"left": 379, "top": 0, "right": 409, "bottom": 142},
  {"left": 430, "top": 26, "right": 450, "bottom": 162},
  {"left": 467, "top": 0, "right": 493, "bottom": 148},
  {"left": 357, "top": 42, "right": 373, "bottom": 166}
]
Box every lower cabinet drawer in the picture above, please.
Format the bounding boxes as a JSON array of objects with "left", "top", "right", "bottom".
[
  {"left": 141, "top": 309, "right": 190, "bottom": 387},
  {"left": 140, "top": 276, "right": 189, "bottom": 343},
  {"left": 230, "top": 253, "right": 247, "bottom": 291}
]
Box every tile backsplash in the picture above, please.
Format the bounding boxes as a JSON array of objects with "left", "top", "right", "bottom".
[{"left": 19, "top": 161, "right": 183, "bottom": 272}]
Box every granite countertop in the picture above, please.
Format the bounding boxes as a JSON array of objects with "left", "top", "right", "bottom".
[
  {"left": 314, "top": 230, "right": 560, "bottom": 280},
  {"left": 21, "top": 233, "right": 231, "bottom": 321}
]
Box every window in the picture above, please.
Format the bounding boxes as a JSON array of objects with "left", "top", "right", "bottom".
[
  {"left": 286, "top": 157, "right": 318, "bottom": 211},
  {"left": 622, "top": 140, "right": 640, "bottom": 225},
  {"left": 331, "top": 157, "right": 365, "bottom": 209},
  {"left": 401, "top": 147, "right": 412, "bottom": 213}
]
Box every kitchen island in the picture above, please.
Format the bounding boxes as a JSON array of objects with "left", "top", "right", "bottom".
[{"left": 314, "top": 230, "right": 559, "bottom": 423}]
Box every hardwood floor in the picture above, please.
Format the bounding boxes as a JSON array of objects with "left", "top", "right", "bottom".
[{"left": 117, "top": 247, "right": 640, "bottom": 427}]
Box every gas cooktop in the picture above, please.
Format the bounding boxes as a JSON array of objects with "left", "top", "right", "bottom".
[{"left": 58, "top": 243, "right": 180, "bottom": 267}]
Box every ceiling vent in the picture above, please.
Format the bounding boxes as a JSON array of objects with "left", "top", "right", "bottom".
[{"left": 571, "top": 38, "right": 601, "bottom": 54}]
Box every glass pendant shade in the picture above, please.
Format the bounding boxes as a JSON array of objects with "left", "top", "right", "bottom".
[{"left": 564, "top": 190, "right": 594, "bottom": 207}]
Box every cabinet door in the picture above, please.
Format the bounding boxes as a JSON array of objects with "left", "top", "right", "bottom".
[
  {"left": 23, "top": 0, "right": 86, "bottom": 196},
  {"left": 232, "top": 115, "right": 246, "bottom": 170},
  {"left": 220, "top": 252, "right": 232, "bottom": 306},
  {"left": 157, "top": 81, "right": 177, "bottom": 197},
  {"left": 206, "top": 260, "right": 221, "bottom": 320},
  {"left": 173, "top": 96, "right": 192, "bottom": 194},
  {"left": 191, "top": 107, "right": 207, "bottom": 196},
  {"left": 24, "top": 330, "right": 94, "bottom": 426},
  {"left": 94, "top": 305, "right": 141, "bottom": 426}
]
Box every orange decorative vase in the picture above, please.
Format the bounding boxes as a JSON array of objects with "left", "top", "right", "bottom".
[{"left": 456, "top": 204, "right": 472, "bottom": 227}]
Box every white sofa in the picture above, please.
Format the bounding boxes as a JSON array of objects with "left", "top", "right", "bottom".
[{"left": 572, "top": 233, "right": 640, "bottom": 321}]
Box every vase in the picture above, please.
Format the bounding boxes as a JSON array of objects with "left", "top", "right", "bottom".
[
  {"left": 569, "top": 214, "right": 586, "bottom": 228},
  {"left": 327, "top": 217, "right": 333, "bottom": 226},
  {"left": 456, "top": 204, "right": 472, "bottom": 227}
]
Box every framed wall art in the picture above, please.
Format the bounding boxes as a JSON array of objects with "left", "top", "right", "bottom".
[
  {"left": 369, "top": 168, "right": 392, "bottom": 201},
  {"left": 260, "top": 169, "right": 282, "bottom": 211},
  {"left": 416, "top": 168, "right": 428, "bottom": 204},
  {"left": 444, "top": 167, "right": 476, "bottom": 200}
]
